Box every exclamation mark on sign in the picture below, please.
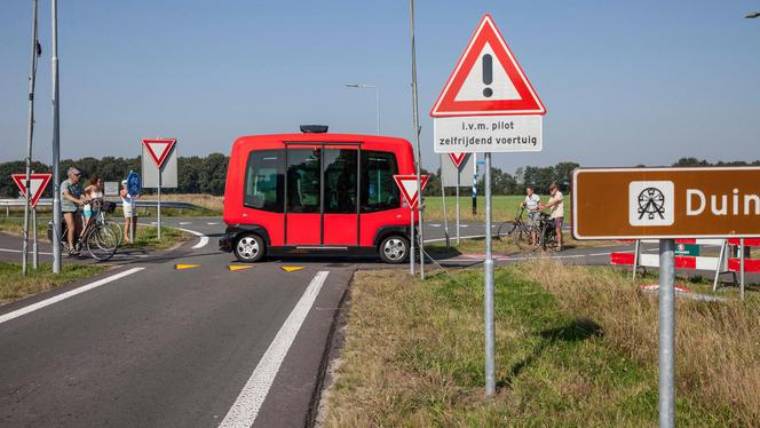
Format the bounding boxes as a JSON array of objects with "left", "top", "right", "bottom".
[{"left": 482, "top": 54, "right": 493, "bottom": 98}]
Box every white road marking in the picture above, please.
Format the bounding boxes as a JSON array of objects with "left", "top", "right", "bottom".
[
  {"left": 0, "top": 248, "right": 53, "bottom": 256},
  {"left": 179, "top": 221, "right": 192, "bottom": 225},
  {"left": 178, "top": 227, "right": 210, "bottom": 249},
  {"left": 207, "top": 222, "right": 219, "bottom": 225},
  {"left": 429, "top": 223, "right": 441, "bottom": 227},
  {"left": 0, "top": 267, "right": 144, "bottom": 325},
  {"left": 219, "top": 270, "right": 330, "bottom": 428}
]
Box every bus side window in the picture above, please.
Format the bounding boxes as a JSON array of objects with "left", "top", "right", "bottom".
[
  {"left": 244, "top": 150, "right": 284, "bottom": 212},
  {"left": 361, "top": 151, "right": 399, "bottom": 212}
]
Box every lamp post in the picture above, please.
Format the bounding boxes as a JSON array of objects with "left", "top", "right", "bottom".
[{"left": 344, "top": 83, "right": 380, "bottom": 135}]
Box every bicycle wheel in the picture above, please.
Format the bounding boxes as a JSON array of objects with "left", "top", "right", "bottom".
[
  {"left": 496, "top": 221, "right": 515, "bottom": 240},
  {"left": 104, "top": 220, "right": 123, "bottom": 246},
  {"left": 510, "top": 224, "right": 536, "bottom": 252},
  {"left": 86, "top": 225, "right": 119, "bottom": 261}
]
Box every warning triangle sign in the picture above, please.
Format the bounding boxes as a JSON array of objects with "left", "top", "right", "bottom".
[
  {"left": 11, "top": 173, "right": 52, "bottom": 207},
  {"left": 142, "top": 138, "right": 176, "bottom": 169},
  {"left": 393, "top": 174, "right": 429, "bottom": 209},
  {"left": 449, "top": 153, "right": 468, "bottom": 169},
  {"left": 430, "top": 14, "right": 546, "bottom": 117}
]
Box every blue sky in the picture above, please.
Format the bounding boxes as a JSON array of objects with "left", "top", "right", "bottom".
[{"left": 1, "top": 0, "right": 759, "bottom": 172}]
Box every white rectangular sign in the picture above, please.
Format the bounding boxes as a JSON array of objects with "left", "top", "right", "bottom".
[
  {"left": 104, "top": 181, "right": 119, "bottom": 196},
  {"left": 434, "top": 115, "right": 542, "bottom": 153}
]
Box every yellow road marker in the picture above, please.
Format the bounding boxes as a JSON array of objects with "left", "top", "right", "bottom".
[
  {"left": 280, "top": 265, "right": 305, "bottom": 273},
  {"left": 175, "top": 263, "right": 200, "bottom": 270},
  {"left": 227, "top": 264, "right": 253, "bottom": 272}
]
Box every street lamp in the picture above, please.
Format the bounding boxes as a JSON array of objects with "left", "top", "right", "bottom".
[
  {"left": 746, "top": 11, "right": 760, "bottom": 18},
  {"left": 345, "top": 83, "right": 381, "bottom": 134}
]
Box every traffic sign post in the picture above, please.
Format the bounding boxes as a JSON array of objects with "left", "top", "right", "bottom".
[
  {"left": 141, "top": 138, "right": 177, "bottom": 241},
  {"left": 573, "top": 166, "right": 760, "bottom": 427},
  {"left": 12, "top": 173, "right": 51, "bottom": 272},
  {"left": 393, "top": 174, "right": 429, "bottom": 276},
  {"left": 126, "top": 170, "right": 141, "bottom": 244},
  {"left": 430, "top": 14, "right": 546, "bottom": 398}
]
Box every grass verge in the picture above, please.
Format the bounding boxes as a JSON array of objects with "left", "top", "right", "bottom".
[
  {"left": 126, "top": 225, "right": 188, "bottom": 251},
  {"left": 0, "top": 262, "right": 106, "bottom": 305},
  {"left": 320, "top": 261, "right": 758, "bottom": 426}
]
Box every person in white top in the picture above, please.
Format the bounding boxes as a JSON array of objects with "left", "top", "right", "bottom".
[
  {"left": 521, "top": 185, "right": 541, "bottom": 244},
  {"left": 540, "top": 182, "right": 564, "bottom": 251},
  {"left": 120, "top": 180, "right": 138, "bottom": 243},
  {"left": 81, "top": 175, "right": 104, "bottom": 235}
]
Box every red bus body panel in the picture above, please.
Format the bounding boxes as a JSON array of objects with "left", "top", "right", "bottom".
[{"left": 223, "top": 133, "right": 417, "bottom": 251}]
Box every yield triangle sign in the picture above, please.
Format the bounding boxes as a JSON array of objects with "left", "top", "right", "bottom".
[
  {"left": 142, "top": 138, "right": 176, "bottom": 169},
  {"left": 393, "top": 174, "right": 429, "bottom": 209},
  {"left": 449, "top": 153, "right": 468, "bottom": 169},
  {"left": 11, "top": 173, "right": 52, "bottom": 207},
  {"left": 430, "top": 14, "right": 546, "bottom": 117}
]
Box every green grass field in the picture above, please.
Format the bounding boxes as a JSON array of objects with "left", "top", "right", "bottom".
[
  {"left": 321, "top": 262, "right": 758, "bottom": 426},
  {"left": 422, "top": 194, "right": 571, "bottom": 223}
]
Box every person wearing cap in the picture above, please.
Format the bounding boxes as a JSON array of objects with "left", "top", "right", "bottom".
[
  {"left": 540, "top": 182, "right": 564, "bottom": 251},
  {"left": 119, "top": 179, "right": 138, "bottom": 243},
  {"left": 61, "top": 167, "right": 87, "bottom": 255}
]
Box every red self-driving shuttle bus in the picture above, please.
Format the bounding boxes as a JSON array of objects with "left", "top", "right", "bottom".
[{"left": 219, "top": 127, "right": 418, "bottom": 263}]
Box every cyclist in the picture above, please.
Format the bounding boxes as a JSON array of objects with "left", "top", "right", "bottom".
[
  {"left": 520, "top": 185, "right": 541, "bottom": 245},
  {"left": 539, "top": 182, "right": 564, "bottom": 251},
  {"left": 61, "top": 167, "right": 87, "bottom": 255}
]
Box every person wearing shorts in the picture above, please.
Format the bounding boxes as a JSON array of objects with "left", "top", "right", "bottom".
[
  {"left": 120, "top": 180, "right": 137, "bottom": 243},
  {"left": 540, "top": 182, "right": 564, "bottom": 251},
  {"left": 61, "top": 167, "right": 86, "bottom": 255},
  {"left": 521, "top": 185, "right": 541, "bottom": 244}
]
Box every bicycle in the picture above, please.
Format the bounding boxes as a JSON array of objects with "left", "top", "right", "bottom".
[
  {"left": 496, "top": 206, "right": 539, "bottom": 251},
  {"left": 535, "top": 212, "right": 560, "bottom": 252},
  {"left": 48, "top": 199, "right": 121, "bottom": 261}
]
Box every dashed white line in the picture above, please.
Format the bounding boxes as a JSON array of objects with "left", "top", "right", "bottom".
[
  {"left": 219, "top": 270, "right": 330, "bottom": 428},
  {"left": 179, "top": 221, "right": 192, "bottom": 225},
  {"left": 0, "top": 267, "right": 144, "bottom": 325},
  {"left": 0, "top": 248, "right": 53, "bottom": 256},
  {"left": 207, "top": 222, "right": 219, "bottom": 225}
]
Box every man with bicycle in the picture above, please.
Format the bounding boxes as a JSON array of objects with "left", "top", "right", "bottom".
[
  {"left": 60, "top": 167, "right": 88, "bottom": 255},
  {"left": 539, "top": 182, "right": 564, "bottom": 251},
  {"left": 521, "top": 185, "right": 541, "bottom": 245}
]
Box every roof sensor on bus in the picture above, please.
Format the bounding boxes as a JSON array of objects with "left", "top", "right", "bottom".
[{"left": 300, "top": 125, "right": 329, "bottom": 134}]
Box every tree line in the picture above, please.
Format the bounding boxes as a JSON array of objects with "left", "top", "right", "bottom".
[
  {"left": 0, "top": 154, "right": 228, "bottom": 198},
  {"left": 2, "top": 155, "right": 758, "bottom": 199}
]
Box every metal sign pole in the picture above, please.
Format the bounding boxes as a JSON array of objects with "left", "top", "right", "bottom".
[
  {"left": 658, "top": 238, "right": 676, "bottom": 428},
  {"left": 456, "top": 168, "right": 460, "bottom": 246},
  {"left": 484, "top": 152, "right": 495, "bottom": 396},
  {"left": 439, "top": 155, "right": 450, "bottom": 248},
  {"left": 632, "top": 239, "right": 641, "bottom": 281},
  {"left": 472, "top": 153, "right": 478, "bottom": 216},
  {"left": 32, "top": 206, "right": 38, "bottom": 269},
  {"left": 22, "top": 0, "right": 40, "bottom": 276},
  {"left": 740, "top": 238, "right": 745, "bottom": 301},
  {"left": 157, "top": 167, "right": 162, "bottom": 241},
  {"left": 409, "top": 205, "right": 415, "bottom": 275},
  {"left": 50, "top": 0, "right": 62, "bottom": 274},
  {"left": 409, "top": 0, "right": 425, "bottom": 280}
]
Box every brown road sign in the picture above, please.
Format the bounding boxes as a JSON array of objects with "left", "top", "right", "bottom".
[{"left": 572, "top": 167, "right": 760, "bottom": 239}]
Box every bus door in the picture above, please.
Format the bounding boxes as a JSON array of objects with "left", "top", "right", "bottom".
[
  {"left": 285, "top": 147, "right": 322, "bottom": 245},
  {"left": 322, "top": 146, "right": 359, "bottom": 246}
]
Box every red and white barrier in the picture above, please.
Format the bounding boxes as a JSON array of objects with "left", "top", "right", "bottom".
[{"left": 611, "top": 238, "right": 756, "bottom": 299}]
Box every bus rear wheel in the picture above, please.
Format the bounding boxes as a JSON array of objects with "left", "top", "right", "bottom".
[
  {"left": 379, "top": 235, "right": 409, "bottom": 264},
  {"left": 234, "top": 234, "right": 265, "bottom": 262}
]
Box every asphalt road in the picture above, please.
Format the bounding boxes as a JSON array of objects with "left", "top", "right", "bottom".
[{"left": 0, "top": 216, "right": 751, "bottom": 427}]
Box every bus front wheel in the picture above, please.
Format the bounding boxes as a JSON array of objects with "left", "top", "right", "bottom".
[
  {"left": 234, "top": 234, "right": 266, "bottom": 262},
  {"left": 378, "top": 235, "right": 409, "bottom": 264}
]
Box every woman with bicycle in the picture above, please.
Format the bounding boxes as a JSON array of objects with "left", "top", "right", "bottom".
[
  {"left": 521, "top": 185, "right": 541, "bottom": 245},
  {"left": 81, "top": 175, "right": 105, "bottom": 238}
]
